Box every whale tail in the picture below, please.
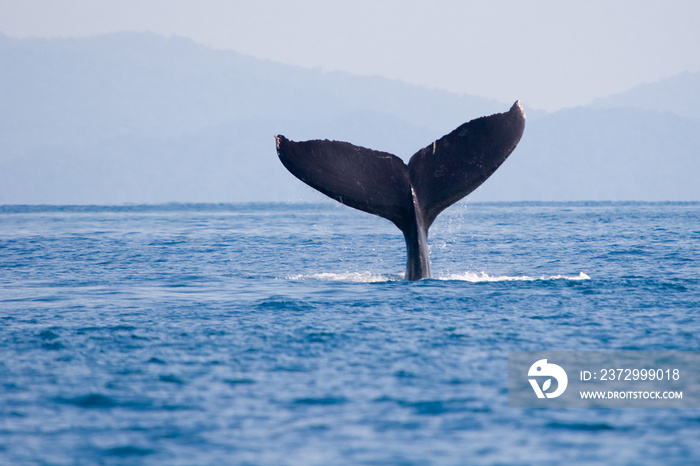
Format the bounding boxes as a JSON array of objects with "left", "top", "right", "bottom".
[{"left": 276, "top": 101, "right": 526, "bottom": 280}]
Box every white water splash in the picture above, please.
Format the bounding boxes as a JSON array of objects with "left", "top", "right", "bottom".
[
  {"left": 288, "top": 271, "right": 590, "bottom": 283},
  {"left": 439, "top": 271, "right": 591, "bottom": 282},
  {"left": 288, "top": 272, "right": 400, "bottom": 283}
]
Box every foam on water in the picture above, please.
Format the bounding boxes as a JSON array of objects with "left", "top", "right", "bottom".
[
  {"left": 288, "top": 271, "right": 591, "bottom": 283},
  {"left": 440, "top": 271, "right": 591, "bottom": 282},
  {"left": 288, "top": 271, "right": 401, "bottom": 282}
]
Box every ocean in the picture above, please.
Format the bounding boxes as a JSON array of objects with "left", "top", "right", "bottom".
[{"left": 1, "top": 201, "right": 699, "bottom": 464}]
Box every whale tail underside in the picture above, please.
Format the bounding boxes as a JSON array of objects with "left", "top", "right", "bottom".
[{"left": 275, "top": 101, "right": 526, "bottom": 280}]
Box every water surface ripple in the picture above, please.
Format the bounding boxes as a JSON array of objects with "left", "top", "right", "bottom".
[{"left": 1, "top": 202, "right": 699, "bottom": 464}]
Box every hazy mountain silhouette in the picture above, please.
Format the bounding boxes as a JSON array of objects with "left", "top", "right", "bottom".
[
  {"left": 1, "top": 33, "right": 698, "bottom": 203},
  {"left": 590, "top": 71, "right": 700, "bottom": 120},
  {"left": 476, "top": 106, "right": 700, "bottom": 201}
]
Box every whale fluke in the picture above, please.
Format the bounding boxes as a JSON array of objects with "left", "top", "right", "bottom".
[{"left": 276, "top": 101, "right": 526, "bottom": 280}]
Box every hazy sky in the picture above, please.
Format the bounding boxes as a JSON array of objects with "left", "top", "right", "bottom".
[{"left": 2, "top": 0, "right": 699, "bottom": 111}]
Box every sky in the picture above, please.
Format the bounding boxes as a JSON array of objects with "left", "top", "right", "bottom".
[{"left": 1, "top": 0, "right": 699, "bottom": 112}]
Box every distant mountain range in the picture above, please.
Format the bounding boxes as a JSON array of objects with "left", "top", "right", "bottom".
[
  {"left": 590, "top": 71, "right": 700, "bottom": 120},
  {"left": 1, "top": 32, "right": 698, "bottom": 203}
]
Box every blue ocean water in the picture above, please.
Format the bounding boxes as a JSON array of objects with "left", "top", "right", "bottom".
[{"left": 0, "top": 201, "right": 699, "bottom": 464}]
